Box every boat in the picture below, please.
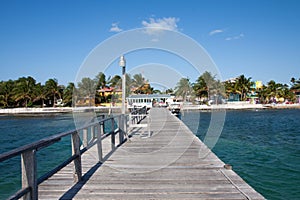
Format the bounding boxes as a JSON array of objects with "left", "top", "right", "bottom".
[{"left": 168, "top": 102, "right": 181, "bottom": 115}]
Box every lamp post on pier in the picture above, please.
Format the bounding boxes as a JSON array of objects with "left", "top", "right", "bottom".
[
  {"left": 119, "top": 55, "right": 126, "bottom": 142},
  {"left": 119, "top": 55, "right": 126, "bottom": 114}
]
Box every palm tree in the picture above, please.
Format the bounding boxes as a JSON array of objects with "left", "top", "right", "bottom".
[
  {"left": 153, "top": 89, "right": 162, "bottom": 94},
  {"left": 125, "top": 74, "right": 133, "bottom": 96},
  {"left": 193, "top": 75, "right": 208, "bottom": 99},
  {"left": 165, "top": 88, "right": 174, "bottom": 94},
  {"left": 45, "top": 78, "right": 60, "bottom": 107},
  {"left": 257, "top": 85, "right": 268, "bottom": 103},
  {"left": 77, "top": 77, "right": 96, "bottom": 106},
  {"left": 193, "top": 71, "right": 218, "bottom": 101},
  {"left": 95, "top": 72, "right": 109, "bottom": 89},
  {"left": 108, "top": 75, "right": 121, "bottom": 88},
  {"left": 290, "top": 77, "right": 300, "bottom": 90},
  {"left": 175, "top": 78, "right": 192, "bottom": 101},
  {"left": 236, "top": 75, "right": 253, "bottom": 101},
  {"left": 0, "top": 80, "right": 15, "bottom": 108},
  {"left": 13, "top": 76, "right": 36, "bottom": 107},
  {"left": 264, "top": 80, "right": 284, "bottom": 102},
  {"left": 279, "top": 84, "right": 295, "bottom": 101},
  {"left": 131, "top": 73, "right": 147, "bottom": 89},
  {"left": 63, "top": 82, "right": 76, "bottom": 107},
  {"left": 33, "top": 83, "right": 47, "bottom": 108}
]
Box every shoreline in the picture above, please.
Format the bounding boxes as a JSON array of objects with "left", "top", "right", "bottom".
[
  {"left": 0, "top": 107, "right": 121, "bottom": 115},
  {"left": 0, "top": 103, "right": 299, "bottom": 115},
  {"left": 182, "top": 103, "right": 300, "bottom": 110}
]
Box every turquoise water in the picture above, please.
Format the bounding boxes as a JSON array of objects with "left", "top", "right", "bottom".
[
  {"left": 0, "top": 114, "right": 76, "bottom": 199},
  {"left": 0, "top": 113, "right": 117, "bottom": 199},
  {"left": 181, "top": 109, "right": 300, "bottom": 200},
  {"left": 0, "top": 110, "right": 299, "bottom": 199}
]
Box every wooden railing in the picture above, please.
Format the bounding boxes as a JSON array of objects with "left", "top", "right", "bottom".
[
  {"left": 0, "top": 107, "right": 149, "bottom": 200},
  {"left": 128, "top": 106, "right": 150, "bottom": 137},
  {"left": 0, "top": 114, "right": 124, "bottom": 200}
]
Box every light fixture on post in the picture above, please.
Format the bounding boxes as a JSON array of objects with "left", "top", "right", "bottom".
[
  {"left": 119, "top": 55, "right": 126, "bottom": 142},
  {"left": 119, "top": 55, "right": 126, "bottom": 114}
]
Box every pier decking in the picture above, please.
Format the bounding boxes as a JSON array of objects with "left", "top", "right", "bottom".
[{"left": 39, "top": 108, "right": 264, "bottom": 199}]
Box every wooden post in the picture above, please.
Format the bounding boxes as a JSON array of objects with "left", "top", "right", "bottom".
[
  {"left": 102, "top": 120, "right": 106, "bottom": 135},
  {"left": 91, "top": 125, "right": 96, "bottom": 139},
  {"left": 71, "top": 132, "right": 82, "bottom": 182},
  {"left": 118, "top": 115, "right": 124, "bottom": 144},
  {"left": 111, "top": 118, "right": 115, "bottom": 150},
  {"left": 21, "top": 149, "right": 37, "bottom": 200},
  {"left": 125, "top": 115, "right": 128, "bottom": 138},
  {"left": 96, "top": 124, "right": 103, "bottom": 162},
  {"left": 83, "top": 128, "right": 88, "bottom": 147},
  {"left": 147, "top": 115, "right": 151, "bottom": 137}
]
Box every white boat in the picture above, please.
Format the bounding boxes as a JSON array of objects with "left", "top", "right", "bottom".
[{"left": 168, "top": 102, "right": 181, "bottom": 115}]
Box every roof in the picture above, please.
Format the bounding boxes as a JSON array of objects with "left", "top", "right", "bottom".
[
  {"left": 98, "top": 87, "right": 121, "bottom": 92},
  {"left": 127, "top": 94, "right": 172, "bottom": 99}
]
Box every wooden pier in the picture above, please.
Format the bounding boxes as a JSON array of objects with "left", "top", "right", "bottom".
[{"left": 38, "top": 107, "right": 264, "bottom": 199}]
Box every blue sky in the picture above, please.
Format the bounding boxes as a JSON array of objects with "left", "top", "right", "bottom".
[{"left": 0, "top": 0, "right": 299, "bottom": 88}]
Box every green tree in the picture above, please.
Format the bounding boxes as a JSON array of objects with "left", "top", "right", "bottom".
[
  {"left": 45, "top": 78, "right": 61, "bottom": 107},
  {"left": 193, "top": 75, "right": 207, "bottom": 99},
  {"left": 236, "top": 75, "right": 253, "bottom": 101},
  {"left": 63, "top": 82, "right": 76, "bottom": 107},
  {"left": 108, "top": 75, "right": 121, "bottom": 88},
  {"left": 153, "top": 89, "right": 162, "bottom": 94},
  {"left": 0, "top": 80, "right": 15, "bottom": 108},
  {"left": 256, "top": 85, "right": 268, "bottom": 103},
  {"left": 280, "top": 84, "right": 295, "bottom": 101},
  {"left": 77, "top": 77, "right": 96, "bottom": 106},
  {"left": 165, "top": 88, "right": 174, "bottom": 94},
  {"left": 131, "top": 73, "right": 147, "bottom": 89},
  {"left": 125, "top": 74, "right": 133, "bottom": 97},
  {"left": 290, "top": 77, "right": 300, "bottom": 90},
  {"left": 175, "top": 78, "right": 192, "bottom": 101},
  {"left": 33, "top": 83, "right": 47, "bottom": 108},
  {"left": 193, "top": 71, "right": 219, "bottom": 100},
  {"left": 95, "top": 72, "right": 109, "bottom": 89},
  {"left": 13, "top": 76, "right": 36, "bottom": 107},
  {"left": 265, "top": 80, "right": 280, "bottom": 100}
]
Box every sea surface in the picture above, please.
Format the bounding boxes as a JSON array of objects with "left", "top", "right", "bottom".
[
  {"left": 0, "top": 109, "right": 299, "bottom": 199},
  {"left": 181, "top": 109, "right": 300, "bottom": 200}
]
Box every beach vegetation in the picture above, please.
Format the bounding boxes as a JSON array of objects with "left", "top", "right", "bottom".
[
  {"left": 0, "top": 72, "right": 299, "bottom": 108},
  {"left": 175, "top": 77, "right": 193, "bottom": 102}
]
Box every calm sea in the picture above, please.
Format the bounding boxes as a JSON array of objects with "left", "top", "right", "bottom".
[
  {"left": 0, "top": 109, "right": 299, "bottom": 199},
  {"left": 181, "top": 109, "right": 300, "bottom": 200}
]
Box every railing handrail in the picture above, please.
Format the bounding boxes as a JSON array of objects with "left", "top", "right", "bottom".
[
  {"left": 130, "top": 106, "right": 147, "bottom": 115},
  {"left": 0, "top": 114, "right": 125, "bottom": 200},
  {"left": 0, "top": 115, "right": 121, "bottom": 163},
  {"left": 128, "top": 106, "right": 150, "bottom": 137}
]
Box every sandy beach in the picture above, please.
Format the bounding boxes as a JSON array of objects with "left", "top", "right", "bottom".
[
  {"left": 182, "top": 102, "right": 300, "bottom": 110},
  {"left": 0, "top": 102, "right": 299, "bottom": 115},
  {"left": 0, "top": 106, "right": 123, "bottom": 115}
]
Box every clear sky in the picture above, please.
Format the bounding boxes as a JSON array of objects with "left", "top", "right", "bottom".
[{"left": 0, "top": 0, "right": 299, "bottom": 88}]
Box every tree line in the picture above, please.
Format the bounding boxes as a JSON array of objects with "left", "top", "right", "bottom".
[
  {"left": 175, "top": 72, "right": 300, "bottom": 104},
  {"left": 1, "top": 71, "right": 299, "bottom": 108},
  {"left": 0, "top": 72, "right": 153, "bottom": 108}
]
